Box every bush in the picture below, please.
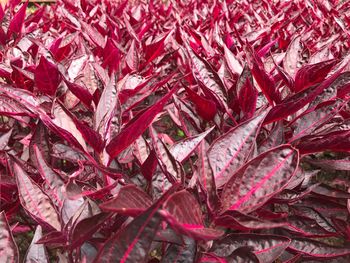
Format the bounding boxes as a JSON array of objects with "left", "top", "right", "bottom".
[{"left": 1, "top": 0, "right": 350, "bottom": 262}]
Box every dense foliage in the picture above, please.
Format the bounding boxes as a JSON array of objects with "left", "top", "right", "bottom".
[{"left": 1, "top": 0, "right": 350, "bottom": 262}]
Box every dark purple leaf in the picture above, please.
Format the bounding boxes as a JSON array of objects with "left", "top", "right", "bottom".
[
  {"left": 161, "top": 237, "right": 196, "bottom": 263},
  {"left": 211, "top": 233, "right": 291, "bottom": 263},
  {"left": 161, "top": 190, "right": 224, "bottom": 240},
  {"left": 288, "top": 238, "right": 350, "bottom": 259},
  {"left": 221, "top": 145, "right": 299, "bottom": 213},
  {"left": 305, "top": 157, "right": 350, "bottom": 171},
  {"left": 99, "top": 184, "right": 152, "bottom": 216},
  {"left": 215, "top": 210, "right": 287, "bottom": 231},
  {"left": 208, "top": 112, "right": 267, "bottom": 188}
]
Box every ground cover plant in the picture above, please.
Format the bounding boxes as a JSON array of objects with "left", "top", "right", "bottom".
[{"left": 1, "top": 0, "right": 350, "bottom": 261}]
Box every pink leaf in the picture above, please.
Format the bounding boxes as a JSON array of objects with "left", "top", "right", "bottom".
[
  {"left": 13, "top": 162, "right": 61, "bottom": 231},
  {"left": 0, "top": 211, "right": 19, "bottom": 263}
]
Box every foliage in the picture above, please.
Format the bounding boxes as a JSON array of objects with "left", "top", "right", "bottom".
[{"left": 1, "top": 0, "right": 350, "bottom": 262}]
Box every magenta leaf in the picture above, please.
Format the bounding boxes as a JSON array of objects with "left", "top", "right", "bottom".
[
  {"left": 184, "top": 86, "right": 217, "bottom": 121},
  {"left": 0, "top": 211, "right": 19, "bottom": 263},
  {"left": 186, "top": 44, "right": 227, "bottom": 110},
  {"left": 196, "top": 141, "right": 218, "bottom": 212},
  {"left": 126, "top": 40, "right": 139, "bottom": 71},
  {"left": 34, "top": 56, "right": 61, "bottom": 96},
  {"left": 208, "top": 111, "right": 267, "bottom": 188},
  {"left": 161, "top": 190, "right": 224, "bottom": 241},
  {"left": 283, "top": 36, "right": 303, "bottom": 78},
  {"left": 99, "top": 184, "right": 153, "bottom": 216},
  {"left": 294, "top": 59, "right": 337, "bottom": 92},
  {"left": 13, "top": 162, "right": 61, "bottom": 231},
  {"left": 94, "top": 184, "right": 179, "bottom": 263},
  {"left": 80, "top": 20, "right": 106, "bottom": 48},
  {"left": 33, "top": 145, "right": 65, "bottom": 207},
  {"left": 141, "top": 149, "right": 158, "bottom": 181},
  {"left": 106, "top": 85, "right": 178, "bottom": 160},
  {"left": 7, "top": 2, "right": 27, "bottom": 37},
  {"left": 221, "top": 145, "right": 299, "bottom": 213},
  {"left": 170, "top": 126, "right": 214, "bottom": 163}
]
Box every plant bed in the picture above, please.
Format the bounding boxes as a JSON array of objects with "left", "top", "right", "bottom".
[{"left": 1, "top": 0, "right": 350, "bottom": 262}]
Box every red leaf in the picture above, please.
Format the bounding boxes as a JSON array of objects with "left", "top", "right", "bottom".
[
  {"left": 35, "top": 56, "right": 61, "bottom": 96},
  {"left": 144, "top": 31, "right": 171, "bottom": 64},
  {"left": 264, "top": 71, "right": 350, "bottom": 124},
  {"left": 186, "top": 44, "right": 227, "bottom": 110},
  {"left": 106, "top": 85, "right": 178, "bottom": 160},
  {"left": 141, "top": 149, "right": 158, "bottom": 181},
  {"left": 184, "top": 86, "right": 217, "bottom": 121},
  {"left": 236, "top": 65, "right": 258, "bottom": 119},
  {"left": 64, "top": 80, "right": 93, "bottom": 107},
  {"left": 221, "top": 145, "right": 299, "bottom": 213},
  {"left": 80, "top": 20, "right": 106, "bottom": 48}
]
